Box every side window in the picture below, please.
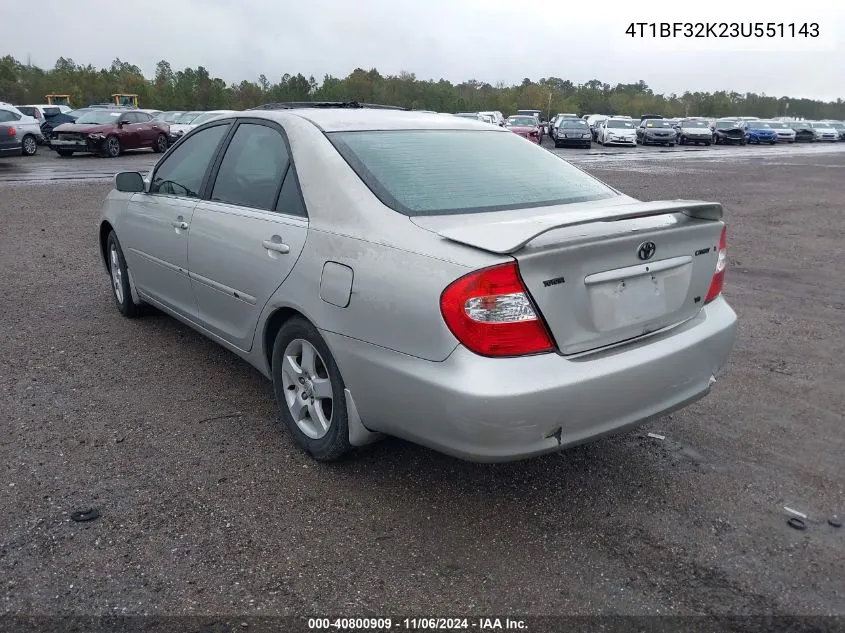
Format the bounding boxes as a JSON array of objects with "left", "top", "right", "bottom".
[
  {"left": 211, "top": 123, "right": 290, "bottom": 211},
  {"left": 136, "top": 113, "right": 152, "bottom": 123},
  {"left": 275, "top": 166, "right": 307, "bottom": 217},
  {"left": 150, "top": 123, "right": 229, "bottom": 197},
  {"left": 0, "top": 110, "right": 20, "bottom": 122}
]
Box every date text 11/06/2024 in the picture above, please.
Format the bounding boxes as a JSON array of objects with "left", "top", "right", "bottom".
[{"left": 625, "top": 22, "right": 819, "bottom": 38}]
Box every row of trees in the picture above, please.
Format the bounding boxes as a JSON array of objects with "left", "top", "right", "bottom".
[{"left": 1, "top": 55, "right": 844, "bottom": 120}]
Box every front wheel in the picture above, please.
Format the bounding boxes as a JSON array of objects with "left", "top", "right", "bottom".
[
  {"left": 101, "top": 136, "right": 121, "bottom": 158},
  {"left": 769, "top": 141, "right": 776, "bottom": 145},
  {"left": 704, "top": 141, "right": 711, "bottom": 146},
  {"left": 272, "top": 317, "right": 351, "bottom": 461},
  {"left": 105, "top": 231, "right": 143, "bottom": 318},
  {"left": 153, "top": 133, "right": 168, "bottom": 153},
  {"left": 21, "top": 134, "right": 38, "bottom": 156}
]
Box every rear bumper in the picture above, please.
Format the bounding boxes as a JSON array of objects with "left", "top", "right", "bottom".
[{"left": 326, "top": 296, "right": 738, "bottom": 462}]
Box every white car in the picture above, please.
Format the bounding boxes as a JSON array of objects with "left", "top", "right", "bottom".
[
  {"left": 763, "top": 120, "right": 797, "bottom": 143},
  {"left": 809, "top": 121, "right": 839, "bottom": 141},
  {"left": 597, "top": 118, "right": 637, "bottom": 146},
  {"left": 478, "top": 110, "right": 505, "bottom": 126},
  {"left": 0, "top": 102, "right": 44, "bottom": 155},
  {"left": 167, "top": 111, "right": 205, "bottom": 137}
]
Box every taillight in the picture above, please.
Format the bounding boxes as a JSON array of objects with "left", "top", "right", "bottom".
[
  {"left": 440, "top": 262, "right": 554, "bottom": 357},
  {"left": 705, "top": 225, "right": 727, "bottom": 303},
  {"left": 7, "top": 126, "right": 16, "bottom": 136}
]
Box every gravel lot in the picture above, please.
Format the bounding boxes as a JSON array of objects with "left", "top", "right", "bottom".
[{"left": 1, "top": 146, "right": 843, "bottom": 622}]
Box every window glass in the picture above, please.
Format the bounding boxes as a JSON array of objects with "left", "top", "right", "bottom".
[
  {"left": 150, "top": 123, "right": 229, "bottom": 197},
  {"left": 275, "top": 166, "right": 307, "bottom": 217},
  {"left": 211, "top": 123, "right": 290, "bottom": 210},
  {"left": 136, "top": 113, "right": 152, "bottom": 122},
  {"left": 0, "top": 110, "right": 21, "bottom": 122},
  {"left": 329, "top": 129, "right": 616, "bottom": 216}
]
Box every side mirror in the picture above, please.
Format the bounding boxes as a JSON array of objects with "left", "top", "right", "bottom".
[{"left": 114, "top": 171, "right": 145, "bottom": 193}]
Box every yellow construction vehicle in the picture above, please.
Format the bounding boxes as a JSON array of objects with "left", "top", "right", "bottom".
[
  {"left": 111, "top": 94, "right": 139, "bottom": 108},
  {"left": 45, "top": 94, "right": 71, "bottom": 106}
]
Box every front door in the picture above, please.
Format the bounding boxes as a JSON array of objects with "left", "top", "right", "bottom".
[
  {"left": 119, "top": 121, "right": 231, "bottom": 319},
  {"left": 187, "top": 120, "right": 308, "bottom": 351}
]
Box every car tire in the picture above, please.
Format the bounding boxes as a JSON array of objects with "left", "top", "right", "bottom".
[
  {"left": 669, "top": 143, "right": 675, "bottom": 147},
  {"left": 585, "top": 142, "right": 591, "bottom": 149},
  {"left": 105, "top": 231, "right": 143, "bottom": 318},
  {"left": 21, "top": 134, "right": 38, "bottom": 156},
  {"left": 56, "top": 149, "right": 74, "bottom": 157},
  {"left": 705, "top": 141, "right": 711, "bottom": 146},
  {"left": 769, "top": 141, "right": 776, "bottom": 145},
  {"left": 153, "top": 133, "right": 168, "bottom": 153},
  {"left": 554, "top": 141, "right": 561, "bottom": 148},
  {"left": 101, "top": 136, "right": 121, "bottom": 158},
  {"left": 272, "top": 317, "right": 351, "bottom": 462}
]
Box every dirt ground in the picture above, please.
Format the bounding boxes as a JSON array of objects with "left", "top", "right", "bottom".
[{"left": 0, "top": 147, "right": 843, "bottom": 623}]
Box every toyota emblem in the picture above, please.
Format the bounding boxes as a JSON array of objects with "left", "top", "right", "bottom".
[{"left": 637, "top": 241, "right": 656, "bottom": 261}]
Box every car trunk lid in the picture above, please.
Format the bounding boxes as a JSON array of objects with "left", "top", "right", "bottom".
[{"left": 414, "top": 199, "right": 725, "bottom": 355}]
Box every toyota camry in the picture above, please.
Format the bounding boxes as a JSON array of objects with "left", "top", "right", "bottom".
[{"left": 98, "top": 103, "right": 737, "bottom": 463}]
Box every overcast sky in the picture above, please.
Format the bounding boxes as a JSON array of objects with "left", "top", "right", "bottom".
[{"left": 4, "top": 0, "right": 844, "bottom": 101}]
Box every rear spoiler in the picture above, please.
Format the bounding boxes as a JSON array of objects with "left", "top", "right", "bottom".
[{"left": 437, "top": 200, "right": 723, "bottom": 254}]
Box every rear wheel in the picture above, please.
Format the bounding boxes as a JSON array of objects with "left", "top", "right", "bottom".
[
  {"left": 21, "top": 134, "right": 38, "bottom": 156},
  {"left": 153, "top": 133, "right": 168, "bottom": 153},
  {"left": 704, "top": 141, "right": 711, "bottom": 146},
  {"left": 56, "top": 149, "right": 74, "bottom": 157},
  {"left": 272, "top": 317, "right": 351, "bottom": 461}
]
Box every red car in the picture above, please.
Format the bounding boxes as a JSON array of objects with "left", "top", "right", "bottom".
[
  {"left": 50, "top": 109, "right": 170, "bottom": 158},
  {"left": 505, "top": 115, "right": 542, "bottom": 144}
]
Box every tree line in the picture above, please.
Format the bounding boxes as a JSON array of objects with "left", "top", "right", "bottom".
[{"left": 1, "top": 55, "right": 843, "bottom": 120}]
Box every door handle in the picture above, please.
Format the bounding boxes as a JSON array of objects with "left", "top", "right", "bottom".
[
  {"left": 262, "top": 239, "right": 290, "bottom": 254},
  {"left": 171, "top": 221, "right": 189, "bottom": 230}
]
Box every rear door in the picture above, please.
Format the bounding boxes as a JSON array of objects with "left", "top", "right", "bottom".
[
  {"left": 120, "top": 122, "right": 231, "bottom": 319},
  {"left": 188, "top": 119, "right": 308, "bottom": 351},
  {"left": 133, "top": 112, "right": 156, "bottom": 146}
]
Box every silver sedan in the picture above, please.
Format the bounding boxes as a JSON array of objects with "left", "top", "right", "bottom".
[{"left": 99, "top": 107, "right": 737, "bottom": 462}]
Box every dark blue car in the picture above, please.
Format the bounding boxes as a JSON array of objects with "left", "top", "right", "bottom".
[{"left": 745, "top": 121, "right": 778, "bottom": 145}]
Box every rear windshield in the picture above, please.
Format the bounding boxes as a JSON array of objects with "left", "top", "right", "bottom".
[
  {"left": 328, "top": 130, "right": 617, "bottom": 216},
  {"left": 17, "top": 106, "right": 38, "bottom": 117}
]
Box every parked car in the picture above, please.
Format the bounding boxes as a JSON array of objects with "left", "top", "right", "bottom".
[
  {"left": 711, "top": 120, "right": 747, "bottom": 145},
  {"left": 16, "top": 104, "right": 64, "bottom": 125},
  {"left": 99, "top": 106, "right": 736, "bottom": 462},
  {"left": 675, "top": 119, "right": 712, "bottom": 145},
  {"left": 827, "top": 121, "right": 845, "bottom": 140},
  {"left": 505, "top": 115, "right": 542, "bottom": 143},
  {"left": 639, "top": 114, "right": 664, "bottom": 121},
  {"left": 589, "top": 116, "right": 608, "bottom": 140},
  {"left": 762, "top": 120, "right": 797, "bottom": 143},
  {"left": 51, "top": 109, "right": 170, "bottom": 157},
  {"left": 788, "top": 121, "right": 815, "bottom": 142},
  {"left": 551, "top": 118, "right": 591, "bottom": 148},
  {"left": 0, "top": 110, "right": 23, "bottom": 158},
  {"left": 744, "top": 121, "right": 778, "bottom": 145},
  {"left": 808, "top": 121, "right": 839, "bottom": 142},
  {"left": 516, "top": 110, "right": 548, "bottom": 136},
  {"left": 596, "top": 117, "right": 637, "bottom": 146},
  {"left": 0, "top": 102, "right": 44, "bottom": 155},
  {"left": 168, "top": 111, "right": 204, "bottom": 138},
  {"left": 478, "top": 110, "right": 505, "bottom": 126},
  {"left": 454, "top": 112, "right": 486, "bottom": 121},
  {"left": 154, "top": 111, "right": 184, "bottom": 123},
  {"left": 637, "top": 118, "right": 676, "bottom": 146}
]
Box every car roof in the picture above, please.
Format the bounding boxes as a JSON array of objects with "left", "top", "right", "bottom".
[{"left": 244, "top": 108, "right": 508, "bottom": 132}]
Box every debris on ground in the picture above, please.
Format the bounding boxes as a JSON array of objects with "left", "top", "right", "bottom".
[
  {"left": 647, "top": 433, "right": 666, "bottom": 440},
  {"left": 784, "top": 506, "right": 808, "bottom": 519},
  {"left": 70, "top": 508, "right": 101, "bottom": 522},
  {"left": 787, "top": 517, "right": 807, "bottom": 530}
]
